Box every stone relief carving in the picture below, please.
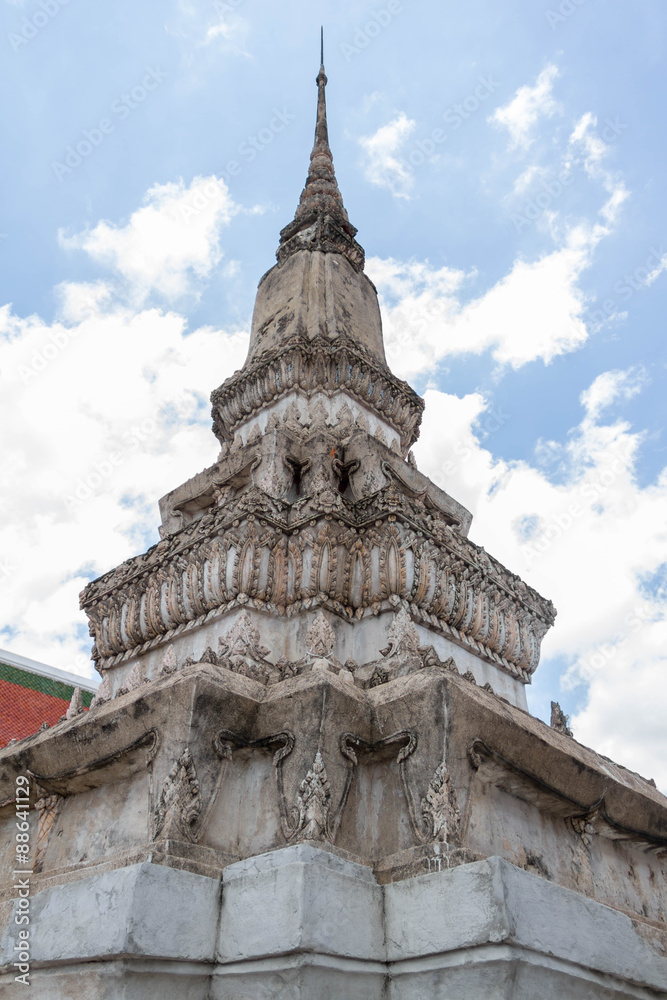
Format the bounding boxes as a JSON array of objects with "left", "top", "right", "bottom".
[
  {"left": 468, "top": 738, "right": 667, "bottom": 856},
  {"left": 571, "top": 815, "right": 596, "bottom": 849},
  {"left": 305, "top": 610, "right": 336, "bottom": 659},
  {"left": 216, "top": 611, "right": 277, "bottom": 684},
  {"left": 153, "top": 748, "right": 202, "bottom": 842},
  {"left": 81, "top": 454, "right": 555, "bottom": 684},
  {"left": 260, "top": 466, "right": 287, "bottom": 499},
  {"left": 357, "top": 609, "right": 458, "bottom": 688},
  {"left": 340, "top": 730, "right": 419, "bottom": 841},
  {"left": 159, "top": 646, "right": 178, "bottom": 677},
  {"left": 292, "top": 751, "right": 332, "bottom": 840},
  {"left": 421, "top": 761, "right": 461, "bottom": 845},
  {"left": 213, "top": 728, "right": 296, "bottom": 842},
  {"left": 65, "top": 687, "right": 85, "bottom": 720},
  {"left": 209, "top": 337, "right": 424, "bottom": 453},
  {"left": 551, "top": 701, "right": 573, "bottom": 737},
  {"left": 34, "top": 783, "right": 64, "bottom": 872},
  {"left": 117, "top": 663, "right": 147, "bottom": 697},
  {"left": 280, "top": 750, "right": 334, "bottom": 841}
]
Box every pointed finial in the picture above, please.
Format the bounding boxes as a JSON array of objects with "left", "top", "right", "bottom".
[{"left": 276, "top": 30, "right": 365, "bottom": 271}]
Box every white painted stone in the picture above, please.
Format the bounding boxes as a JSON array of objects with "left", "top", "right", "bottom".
[
  {"left": 113, "top": 604, "right": 527, "bottom": 707},
  {"left": 218, "top": 843, "right": 384, "bottom": 963},
  {"left": 385, "top": 857, "right": 667, "bottom": 992},
  {"left": 233, "top": 389, "right": 401, "bottom": 452},
  {"left": 0, "top": 863, "right": 220, "bottom": 968},
  {"left": 1, "top": 849, "right": 665, "bottom": 997}
]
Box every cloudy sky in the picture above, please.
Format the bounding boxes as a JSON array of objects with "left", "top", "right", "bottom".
[{"left": 1, "top": 0, "right": 666, "bottom": 786}]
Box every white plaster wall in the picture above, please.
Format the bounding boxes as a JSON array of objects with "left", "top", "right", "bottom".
[
  {"left": 112, "top": 605, "right": 528, "bottom": 708},
  {"left": 2, "top": 849, "right": 665, "bottom": 998}
]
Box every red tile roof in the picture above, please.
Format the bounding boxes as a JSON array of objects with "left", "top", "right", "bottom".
[{"left": 0, "top": 661, "right": 93, "bottom": 747}]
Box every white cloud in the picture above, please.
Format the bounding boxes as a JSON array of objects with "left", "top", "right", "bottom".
[
  {"left": 1, "top": 176, "right": 250, "bottom": 678},
  {"left": 646, "top": 252, "right": 667, "bottom": 286},
  {"left": 580, "top": 367, "right": 648, "bottom": 421},
  {"left": 567, "top": 113, "right": 630, "bottom": 227},
  {"left": 490, "top": 64, "right": 561, "bottom": 149},
  {"left": 358, "top": 112, "right": 416, "bottom": 199},
  {"left": 413, "top": 373, "right": 667, "bottom": 790},
  {"left": 0, "top": 293, "right": 248, "bottom": 677},
  {"left": 368, "top": 90, "right": 633, "bottom": 380},
  {"left": 60, "top": 176, "right": 239, "bottom": 303},
  {"left": 368, "top": 233, "right": 592, "bottom": 377}
]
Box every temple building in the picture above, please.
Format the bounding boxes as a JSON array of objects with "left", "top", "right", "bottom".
[{"left": 1, "top": 50, "right": 666, "bottom": 999}]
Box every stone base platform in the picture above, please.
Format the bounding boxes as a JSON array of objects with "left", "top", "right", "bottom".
[{"left": 1, "top": 845, "right": 665, "bottom": 998}]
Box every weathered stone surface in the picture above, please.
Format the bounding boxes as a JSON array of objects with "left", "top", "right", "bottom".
[
  {"left": 2, "top": 46, "right": 665, "bottom": 1000},
  {"left": 1, "top": 663, "right": 664, "bottom": 924},
  {"left": 2, "top": 849, "right": 664, "bottom": 997}
]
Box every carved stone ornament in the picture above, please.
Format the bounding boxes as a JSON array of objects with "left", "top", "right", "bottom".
[
  {"left": 82, "top": 481, "right": 555, "bottom": 684},
  {"left": 216, "top": 611, "right": 277, "bottom": 684},
  {"left": 159, "top": 646, "right": 178, "bottom": 676},
  {"left": 293, "top": 751, "right": 331, "bottom": 841},
  {"left": 421, "top": 761, "right": 461, "bottom": 845},
  {"left": 305, "top": 611, "right": 336, "bottom": 659},
  {"left": 65, "top": 687, "right": 84, "bottom": 720},
  {"left": 89, "top": 670, "right": 111, "bottom": 709},
  {"left": 260, "top": 466, "right": 287, "bottom": 499},
  {"left": 153, "top": 748, "right": 202, "bottom": 842},
  {"left": 551, "top": 701, "right": 573, "bottom": 737},
  {"left": 34, "top": 783, "right": 64, "bottom": 872},
  {"left": 571, "top": 815, "right": 596, "bottom": 849},
  {"left": 117, "top": 663, "right": 146, "bottom": 697}
]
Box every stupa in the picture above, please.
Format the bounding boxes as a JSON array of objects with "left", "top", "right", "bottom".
[{"left": 1, "top": 45, "right": 666, "bottom": 1000}]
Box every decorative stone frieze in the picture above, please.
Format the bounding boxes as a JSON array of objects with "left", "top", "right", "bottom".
[
  {"left": 153, "top": 748, "right": 202, "bottom": 842},
  {"left": 210, "top": 337, "right": 424, "bottom": 453},
  {"left": 81, "top": 490, "right": 554, "bottom": 683},
  {"left": 3, "top": 46, "right": 666, "bottom": 1000},
  {"left": 293, "top": 751, "right": 331, "bottom": 841},
  {"left": 421, "top": 761, "right": 461, "bottom": 845}
]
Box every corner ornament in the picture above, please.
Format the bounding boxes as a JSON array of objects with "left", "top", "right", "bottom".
[
  {"left": 153, "top": 748, "right": 202, "bottom": 842},
  {"left": 292, "top": 751, "right": 332, "bottom": 841}
]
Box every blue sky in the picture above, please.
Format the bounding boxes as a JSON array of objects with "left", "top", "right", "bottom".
[{"left": 1, "top": 0, "right": 666, "bottom": 786}]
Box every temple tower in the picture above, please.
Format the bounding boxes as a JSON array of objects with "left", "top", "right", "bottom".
[{"left": 1, "top": 49, "right": 666, "bottom": 1000}]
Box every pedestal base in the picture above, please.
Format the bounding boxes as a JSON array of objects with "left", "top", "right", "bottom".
[{"left": 2, "top": 847, "right": 665, "bottom": 998}]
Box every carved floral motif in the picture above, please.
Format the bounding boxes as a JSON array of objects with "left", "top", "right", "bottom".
[
  {"left": 293, "top": 751, "right": 331, "bottom": 840},
  {"left": 421, "top": 761, "right": 461, "bottom": 844},
  {"left": 153, "top": 748, "right": 202, "bottom": 842},
  {"left": 65, "top": 687, "right": 84, "bottom": 720},
  {"left": 551, "top": 701, "right": 573, "bottom": 737},
  {"left": 305, "top": 611, "right": 336, "bottom": 658},
  {"left": 34, "top": 783, "right": 64, "bottom": 872}
]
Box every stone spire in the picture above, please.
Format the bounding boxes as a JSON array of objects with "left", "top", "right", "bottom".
[
  {"left": 277, "top": 35, "right": 365, "bottom": 270},
  {"left": 80, "top": 53, "right": 555, "bottom": 704}
]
